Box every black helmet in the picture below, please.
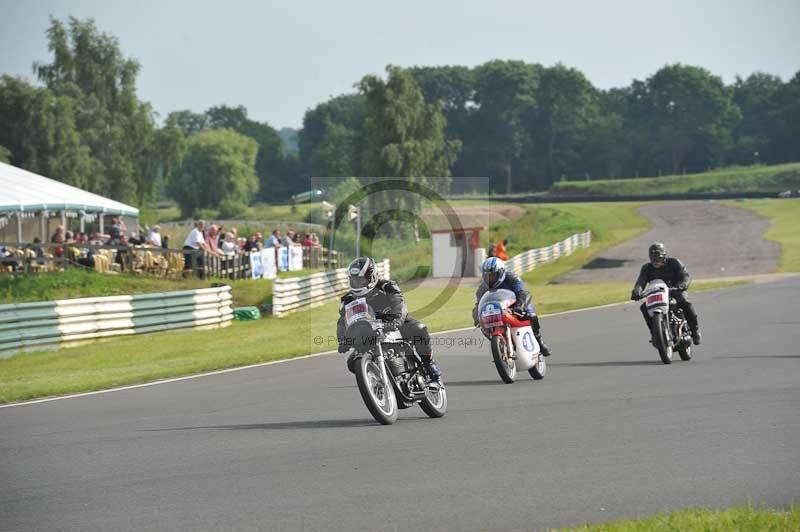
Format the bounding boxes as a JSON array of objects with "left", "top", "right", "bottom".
[
  {"left": 348, "top": 257, "right": 378, "bottom": 296},
  {"left": 649, "top": 242, "right": 666, "bottom": 267}
]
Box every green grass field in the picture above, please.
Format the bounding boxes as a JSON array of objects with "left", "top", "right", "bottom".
[
  {"left": 557, "top": 506, "right": 799, "bottom": 531},
  {"left": 550, "top": 163, "right": 800, "bottom": 197},
  {"left": 727, "top": 198, "right": 800, "bottom": 272},
  {"left": 0, "top": 269, "right": 320, "bottom": 308}
]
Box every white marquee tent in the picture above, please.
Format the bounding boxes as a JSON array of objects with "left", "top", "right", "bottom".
[{"left": 0, "top": 162, "right": 139, "bottom": 243}]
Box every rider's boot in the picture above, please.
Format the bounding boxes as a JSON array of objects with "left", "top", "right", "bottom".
[
  {"left": 346, "top": 351, "right": 358, "bottom": 374},
  {"left": 422, "top": 355, "right": 442, "bottom": 383},
  {"left": 534, "top": 332, "right": 552, "bottom": 357},
  {"left": 530, "top": 315, "right": 552, "bottom": 357}
]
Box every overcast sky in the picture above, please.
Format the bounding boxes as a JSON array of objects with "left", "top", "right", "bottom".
[{"left": 1, "top": 0, "right": 798, "bottom": 129}]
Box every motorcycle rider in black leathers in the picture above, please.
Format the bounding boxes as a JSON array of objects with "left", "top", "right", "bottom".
[
  {"left": 631, "top": 242, "right": 701, "bottom": 345},
  {"left": 337, "top": 257, "right": 442, "bottom": 382}
]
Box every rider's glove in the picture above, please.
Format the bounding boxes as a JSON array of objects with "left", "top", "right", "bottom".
[{"left": 631, "top": 288, "right": 643, "bottom": 301}]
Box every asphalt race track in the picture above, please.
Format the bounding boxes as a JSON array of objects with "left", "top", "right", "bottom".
[
  {"left": 1, "top": 279, "right": 799, "bottom": 532},
  {"left": 557, "top": 202, "right": 780, "bottom": 284}
]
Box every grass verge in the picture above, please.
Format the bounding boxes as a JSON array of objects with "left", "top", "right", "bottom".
[
  {"left": 556, "top": 505, "right": 799, "bottom": 531},
  {"left": 550, "top": 162, "right": 800, "bottom": 196},
  {"left": 0, "top": 269, "right": 318, "bottom": 308},
  {"left": 0, "top": 278, "right": 746, "bottom": 404},
  {"left": 725, "top": 198, "right": 800, "bottom": 272}
]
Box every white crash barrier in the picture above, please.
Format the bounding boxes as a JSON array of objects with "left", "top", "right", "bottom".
[
  {"left": 272, "top": 259, "right": 390, "bottom": 316},
  {"left": 0, "top": 285, "right": 233, "bottom": 357},
  {"left": 504, "top": 231, "right": 591, "bottom": 276}
]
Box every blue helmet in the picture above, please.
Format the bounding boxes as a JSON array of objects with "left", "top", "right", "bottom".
[{"left": 481, "top": 257, "right": 506, "bottom": 288}]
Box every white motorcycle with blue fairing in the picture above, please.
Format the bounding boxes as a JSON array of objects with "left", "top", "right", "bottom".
[{"left": 477, "top": 288, "right": 546, "bottom": 383}]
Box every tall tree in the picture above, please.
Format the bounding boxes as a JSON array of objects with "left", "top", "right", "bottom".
[
  {"left": 769, "top": 71, "right": 800, "bottom": 163},
  {"left": 730, "top": 72, "right": 783, "bottom": 164},
  {"left": 471, "top": 61, "right": 540, "bottom": 193},
  {"left": 632, "top": 64, "right": 740, "bottom": 174},
  {"left": 358, "top": 66, "right": 460, "bottom": 231},
  {"left": 299, "top": 93, "right": 365, "bottom": 177},
  {"left": 169, "top": 128, "right": 258, "bottom": 217},
  {"left": 33, "top": 16, "right": 159, "bottom": 204}
]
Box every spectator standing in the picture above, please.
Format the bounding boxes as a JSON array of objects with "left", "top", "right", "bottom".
[
  {"left": 183, "top": 220, "right": 209, "bottom": 277},
  {"left": 206, "top": 224, "right": 221, "bottom": 255},
  {"left": 243, "top": 233, "right": 262, "bottom": 253},
  {"left": 282, "top": 230, "right": 295, "bottom": 247},
  {"left": 265, "top": 229, "right": 281, "bottom": 248},
  {"left": 494, "top": 239, "right": 510, "bottom": 261},
  {"left": 302, "top": 233, "right": 314, "bottom": 247},
  {"left": 146, "top": 226, "right": 162, "bottom": 247},
  {"left": 107, "top": 218, "right": 122, "bottom": 243}
]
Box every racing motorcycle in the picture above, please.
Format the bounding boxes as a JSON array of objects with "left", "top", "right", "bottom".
[
  {"left": 640, "top": 279, "right": 692, "bottom": 364},
  {"left": 477, "top": 288, "right": 546, "bottom": 384},
  {"left": 342, "top": 298, "right": 447, "bottom": 425}
]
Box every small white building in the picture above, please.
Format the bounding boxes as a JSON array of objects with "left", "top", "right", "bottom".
[
  {"left": 0, "top": 162, "right": 139, "bottom": 243},
  {"left": 431, "top": 226, "right": 486, "bottom": 278}
]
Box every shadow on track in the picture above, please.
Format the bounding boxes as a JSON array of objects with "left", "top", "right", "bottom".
[
  {"left": 143, "top": 419, "right": 377, "bottom": 432},
  {"left": 713, "top": 354, "right": 800, "bottom": 359},
  {"left": 444, "top": 379, "right": 504, "bottom": 387},
  {"left": 551, "top": 360, "right": 660, "bottom": 367}
]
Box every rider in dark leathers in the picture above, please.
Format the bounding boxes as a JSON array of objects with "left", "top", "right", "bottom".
[
  {"left": 631, "top": 242, "right": 701, "bottom": 345},
  {"left": 472, "top": 257, "right": 552, "bottom": 356},
  {"left": 337, "top": 257, "right": 442, "bottom": 381}
]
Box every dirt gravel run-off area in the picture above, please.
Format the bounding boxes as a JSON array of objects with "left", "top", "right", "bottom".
[
  {"left": 557, "top": 201, "right": 780, "bottom": 284},
  {"left": 422, "top": 204, "right": 526, "bottom": 230}
]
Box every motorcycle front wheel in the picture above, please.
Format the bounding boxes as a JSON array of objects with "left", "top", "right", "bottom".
[
  {"left": 491, "top": 334, "right": 516, "bottom": 383},
  {"left": 355, "top": 355, "right": 398, "bottom": 425},
  {"left": 528, "top": 355, "right": 546, "bottom": 380},
  {"left": 419, "top": 381, "right": 447, "bottom": 418},
  {"left": 651, "top": 314, "right": 673, "bottom": 365},
  {"left": 678, "top": 343, "right": 692, "bottom": 361}
]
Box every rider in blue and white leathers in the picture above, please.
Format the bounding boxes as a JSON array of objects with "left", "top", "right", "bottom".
[{"left": 472, "top": 257, "right": 552, "bottom": 356}]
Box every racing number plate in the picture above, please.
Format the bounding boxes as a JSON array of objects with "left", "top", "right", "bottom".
[
  {"left": 646, "top": 293, "right": 665, "bottom": 305},
  {"left": 344, "top": 298, "right": 369, "bottom": 327},
  {"left": 480, "top": 305, "right": 503, "bottom": 328}
]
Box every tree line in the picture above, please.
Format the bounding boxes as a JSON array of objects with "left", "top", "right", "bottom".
[{"left": 1, "top": 16, "right": 798, "bottom": 218}]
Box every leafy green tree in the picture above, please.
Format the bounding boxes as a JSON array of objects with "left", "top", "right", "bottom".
[
  {"left": 525, "top": 64, "right": 599, "bottom": 185},
  {"left": 730, "top": 73, "right": 783, "bottom": 164},
  {"left": 166, "top": 110, "right": 209, "bottom": 137},
  {"left": 0, "top": 145, "right": 10, "bottom": 163},
  {"left": 32, "top": 16, "right": 159, "bottom": 204},
  {"left": 0, "top": 75, "right": 98, "bottom": 189},
  {"left": 299, "top": 94, "right": 365, "bottom": 177},
  {"left": 471, "top": 61, "right": 540, "bottom": 193},
  {"left": 769, "top": 71, "right": 800, "bottom": 163},
  {"left": 169, "top": 128, "right": 259, "bottom": 217},
  {"left": 632, "top": 64, "right": 740, "bottom": 174},
  {"left": 358, "top": 66, "right": 460, "bottom": 233}
]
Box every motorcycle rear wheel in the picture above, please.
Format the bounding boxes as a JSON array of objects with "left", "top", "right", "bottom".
[
  {"left": 651, "top": 314, "right": 673, "bottom": 365},
  {"left": 355, "top": 355, "right": 398, "bottom": 425},
  {"left": 491, "top": 334, "right": 516, "bottom": 384}
]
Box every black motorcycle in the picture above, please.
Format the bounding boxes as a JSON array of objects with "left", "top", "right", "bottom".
[
  {"left": 342, "top": 298, "right": 447, "bottom": 425},
  {"left": 639, "top": 279, "right": 692, "bottom": 364}
]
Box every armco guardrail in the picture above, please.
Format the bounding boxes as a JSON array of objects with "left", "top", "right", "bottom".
[
  {"left": 272, "top": 259, "right": 390, "bottom": 316},
  {"left": 505, "top": 231, "right": 591, "bottom": 276},
  {"left": 0, "top": 286, "right": 233, "bottom": 358}
]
